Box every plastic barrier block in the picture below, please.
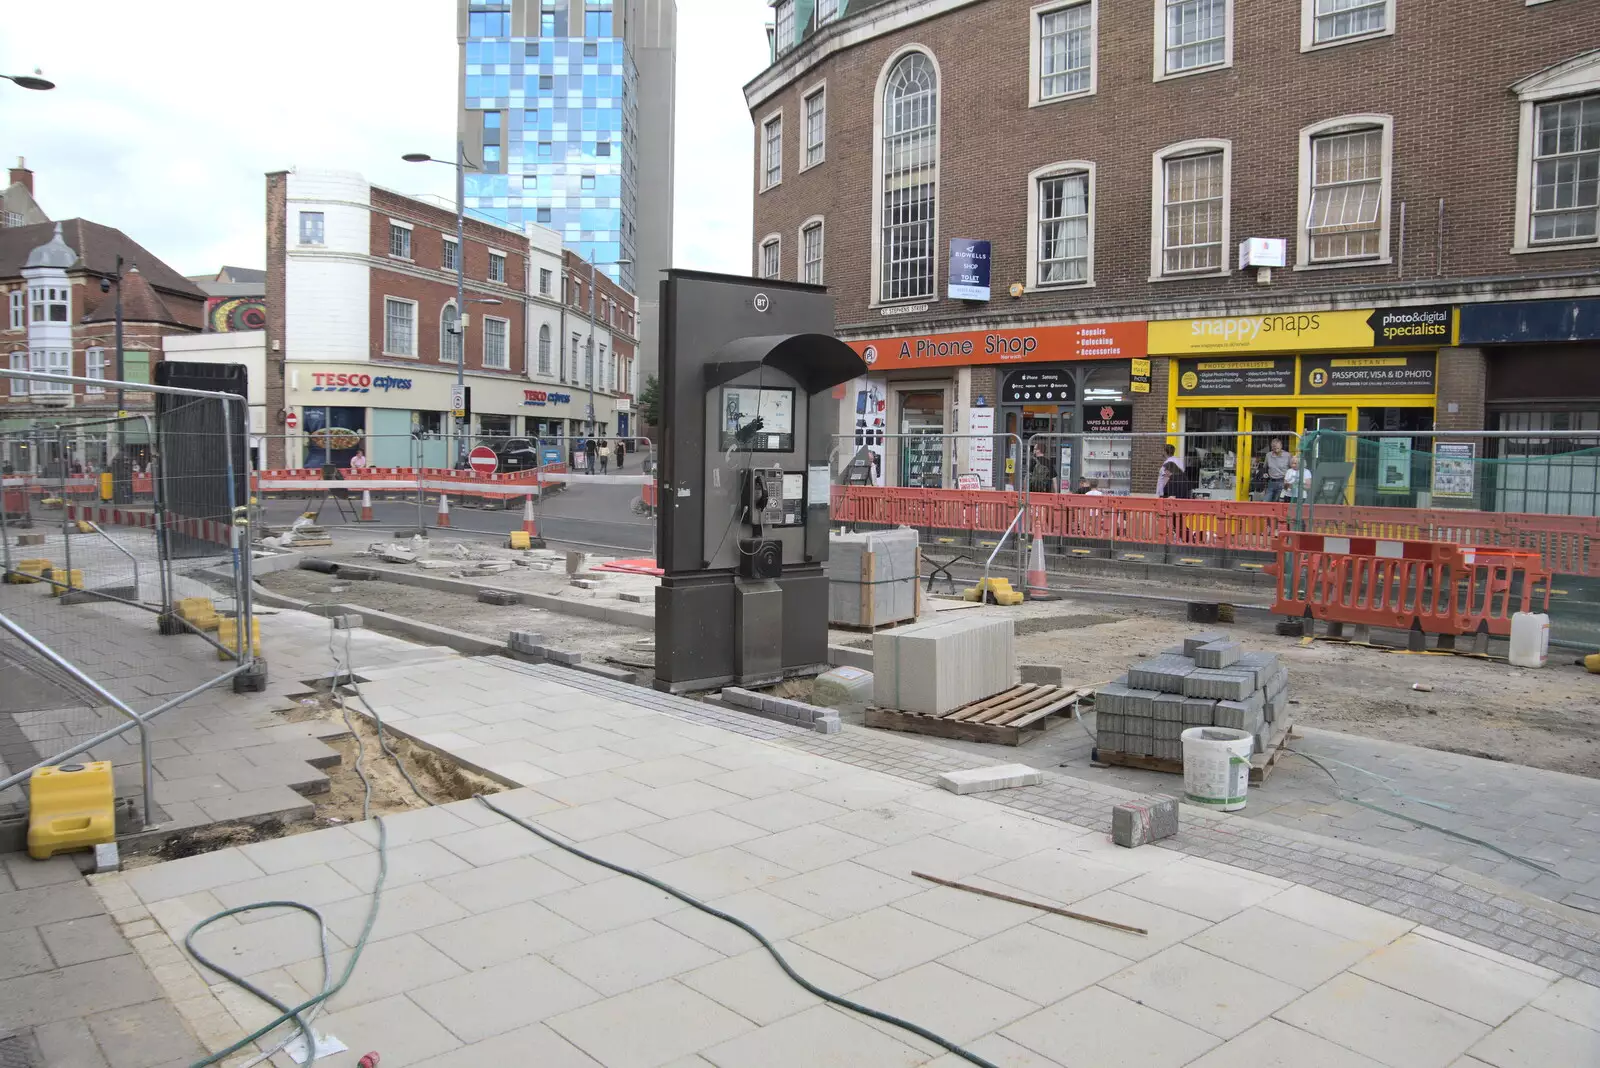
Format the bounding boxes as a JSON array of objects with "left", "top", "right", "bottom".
[
  {"left": 8, "top": 558, "right": 52, "bottom": 584},
  {"left": 45, "top": 568, "right": 84, "bottom": 595},
  {"left": 216, "top": 618, "right": 262, "bottom": 660},
  {"left": 175, "top": 596, "right": 221, "bottom": 631},
  {"left": 28, "top": 761, "right": 115, "bottom": 859},
  {"left": 507, "top": 531, "right": 532, "bottom": 550}
]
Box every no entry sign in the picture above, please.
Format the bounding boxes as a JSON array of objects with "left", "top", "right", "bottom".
[{"left": 468, "top": 445, "right": 499, "bottom": 475}]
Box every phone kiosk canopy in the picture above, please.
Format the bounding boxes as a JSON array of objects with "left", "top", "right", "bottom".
[{"left": 655, "top": 270, "right": 868, "bottom": 692}]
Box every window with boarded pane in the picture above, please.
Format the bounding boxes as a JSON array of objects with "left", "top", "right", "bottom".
[
  {"left": 1531, "top": 93, "right": 1600, "bottom": 244},
  {"left": 880, "top": 52, "right": 939, "bottom": 302},
  {"left": 1308, "top": 128, "right": 1384, "bottom": 261},
  {"left": 1164, "top": 0, "right": 1226, "bottom": 74},
  {"left": 1039, "top": 2, "right": 1092, "bottom": 100},
  {"left": 1163, "top": 151, "right": 1225, "bottom": 273},
  {"left": 1038, "top": 172, "right": 1090, "bottom": 283}
]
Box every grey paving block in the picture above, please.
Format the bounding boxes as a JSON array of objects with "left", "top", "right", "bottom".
[
  {"left": 1097, "top": 712, "right": 1123, "bottom": 733},
  {"left": 1182, "top": 669, "right": 1254, "bottom": 701},
  {"left": 1153, "top": 693, "right": 1186, "bottom": 722},
  {"left": 38, "top": 915, "right": 128, "bottom": 968},
  {"left": 0, "top": 954, "right": 161, "bottom": 1029},
  {"left": 1194, "top": 640, "right": 1242, "bottom": 668},
  {"left": 0, "top": 927, "right": 53, "bottom": 981},
  {"left": 1181, "top": 698, "right": 1216, "bottom": 727},
  {"left": 1125, "top": 688, "right": 1160, "bottom": 717},
  {"left": 1153, "top": 738, "right": 1183, "bottom": 761},
  {"left": 1096, "top": 730, "right": 1124, "bottom": 753},
  {"left": 1154, "top": 720, "right": 1184, "bottom": 741},
  {"left": 1124, "top": 715, "right": 1153, "bottom": 737},
  {"left": 85, "top": 999, "right": 207, "bottom": 1067},
  {"left": 194, "top": 785, "right": 316, "bottom": 825},
  {"left": 1112, "top": 797, "right": 1179, "bottom": 847},
  {"left": 1183, "top": 632, "right": 1226, "bottom": 656},
  {"left": 937, "top": 764, "right": 1045, "bottom": 795},
  {"left": 0, "top": 883, "right": 107, "bottom": 934},
  {"left": 1215, "top": 698, "right": 1265, "bottom": 734}
]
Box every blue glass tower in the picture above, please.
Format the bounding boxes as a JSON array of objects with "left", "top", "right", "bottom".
[{"left": 462, "top": 0, "right": 637, "bottom": 291}]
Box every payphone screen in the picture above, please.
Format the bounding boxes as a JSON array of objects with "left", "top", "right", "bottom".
[{"left": 719, "top": 386, "right": 796, "bottom": 452}]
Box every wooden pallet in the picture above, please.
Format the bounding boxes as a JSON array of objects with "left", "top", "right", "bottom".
[
  {"left": 865, "top": 683, "right": 1092, "bottom": 746},
  {"left": 1098, "top": 720, "right": 1295, "bottom": 784}
]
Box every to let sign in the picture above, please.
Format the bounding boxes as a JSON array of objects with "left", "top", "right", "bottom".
[
  {"left": 947, "top": 240, "right": 992, "bottom": 301},
  {"left": 468, "top": 445, "right": 499, "bottom": 475}
]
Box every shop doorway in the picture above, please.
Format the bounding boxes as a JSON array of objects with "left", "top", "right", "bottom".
[
  {"left": 1244, "top": 410, "right": 1295, "bottom": 501},
  {"left": 1303, "top": 413, "right": 1348, "bottom": 467},
  {"left": 899, "top": 390, "right": 946, "bottom": 488}
]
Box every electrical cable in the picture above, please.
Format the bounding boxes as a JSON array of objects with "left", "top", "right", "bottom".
[
  {"left": 474, "top": 792, "right": 1003, "bottom": 1068},
  {"left": 1285, "top": 747, "right": 1560, "bottom": 878}
]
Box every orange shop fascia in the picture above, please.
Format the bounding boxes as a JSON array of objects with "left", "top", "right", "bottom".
[{"left": 845, "top": 320, "right": 1147, "bottom": 370}]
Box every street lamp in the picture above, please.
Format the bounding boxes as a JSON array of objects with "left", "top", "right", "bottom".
[
  {"left": 2, "top": 71, "right": 54, "bottom": 91},
  {"left": 402, "top": 144, "right": 487, "bottom": 466}
]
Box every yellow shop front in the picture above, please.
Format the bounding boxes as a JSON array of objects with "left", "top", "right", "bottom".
[{"left": 1151, "top": 307, "right": 1453, "bottom": 503}]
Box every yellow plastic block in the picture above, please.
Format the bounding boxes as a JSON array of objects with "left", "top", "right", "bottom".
[
  {"left": 961, "top": 577, "right": 1025, "bottom": 605},
  {"left": 216, "top": 617, "right": 262, "bottom": 660},
  {"left": 7, "top": 558, "right": 51, "bottom": 584},
  {"left": 45, "top": 568, "right": 84, "bottom": 594},
  {"left": 175, "top": 596, "right": 220, "bottom": 631},
  {"left": 27, "top": 761, "right": 115, "bottom": 860},
  {"left": 75, "top": 520, "right": 94, "bottom": 534},
  {"left": 507, "top": 530, "right": 532, "bottom": 550}
]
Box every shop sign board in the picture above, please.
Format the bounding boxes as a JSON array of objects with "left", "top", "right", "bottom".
[
  {"left": 1432, "top": 442, "right": 1477, "bottom": 498},
  {"left": 947, "top": 240, "right": 992, "bottom": 301},
  {"left": 966, "top": 407, "right": 995, "bottom": 488},
  {"left": 1176, "top": 358, "right": 1297, "bottom": 396},
  {"left": 1003, "top": 368, "right": 1073, "bottom": 404},
  {"left": 1150, "top": 306, "right": 1453, "bottom": 355},
  {"left": 1457, "top": 298, "right": 1600, "bottom": 344},
  {"left": 1300, "top": 353, "right": 1435, "bottom": 394},
  {"left": 1130, "top": 357, "right": 1151, "bottom": 393},
  {"left": 1377, "top": 437, "right": 1412, "bottom": 495},
  {"left": 1083, "top": 404, "right": 1133, "bottom": 434},
  {"left": 851, "top": 320, "right": 1144, "bottom": 370},
  {"left": 522, "top": 390, "right": 574, "bottom": 407}
]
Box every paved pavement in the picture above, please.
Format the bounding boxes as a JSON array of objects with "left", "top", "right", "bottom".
[{"left": 84, "top": 653, "right": 1600, "bottom": 1067}]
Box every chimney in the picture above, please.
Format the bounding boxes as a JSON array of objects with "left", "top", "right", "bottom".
[{"left": 9, "top": 157, "right": 32, "bottom": 194}]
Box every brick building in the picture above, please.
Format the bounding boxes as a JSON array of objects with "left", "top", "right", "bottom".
[
  {"left": 263, "top": 168, "right": 638, "bottom": 470},
  {"left": 1, "top": 193, "right": 206, "bottom": 471},
  {"left": 746, "top": 0, "right": 1600, "bottom": 514}
]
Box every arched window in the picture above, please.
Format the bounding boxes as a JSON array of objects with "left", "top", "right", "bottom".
[
  {"left": 538, "top": 324, "right": 552, "bottom": 375},
  {"left": 878, "top": 50, "right": 939, "bottom": 303},
  {"left": 441, "top": 302, "right": 461, "bottom": 364}
]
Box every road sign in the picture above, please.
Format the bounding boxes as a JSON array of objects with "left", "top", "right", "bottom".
[
  {"left": 450, "top": 383, "right": 466, "bottom": 417},
  {"left": 285, "top": 411, "right": 298, "bottom": 429},
  {"left": 468, "top": 445, "right": 499, "bottom": 476}
]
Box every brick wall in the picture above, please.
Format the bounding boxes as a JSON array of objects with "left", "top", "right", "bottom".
[
  {"left": 748, "top": 0, "right": 1600, "bottom": 334},
  {"left": 1132, "top": 358, "right": 1171, "bottom": 493},
  {"left": 265, "top": 172, "right": 287, "bottom": 468}
]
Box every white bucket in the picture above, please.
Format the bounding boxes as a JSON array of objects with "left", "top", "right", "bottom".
[{"left": 1181, "top": 727, "right": 1254, "bottom": 812}]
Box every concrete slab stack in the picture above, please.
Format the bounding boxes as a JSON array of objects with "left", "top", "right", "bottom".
[
  {"left": 828, "top": 527, "right": 919, "bottom": 628},
  {"left": 873, "top": 614, "right": 1014, "bottom": 715},
  {"left": 1095, "top": 635, "right": 1290, "bottom": 761}
]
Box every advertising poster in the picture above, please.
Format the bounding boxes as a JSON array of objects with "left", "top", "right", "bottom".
[
  {"left": 947, "top": 240, "right": 992, "bottom": 301},
  {"left": 1377, "top": 437, "right": 1412, "bottom": 494},
  {"left": 846, "top": 377, "right": 887, "bottom": 487},
  {"left": 1432, "top": 442, "right": 1477, "bottom": 498},
  {"left": 966, "top": 407, "right": 995, "bottom": 488}
]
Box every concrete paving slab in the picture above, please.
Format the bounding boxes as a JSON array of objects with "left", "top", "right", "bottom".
[{"left": 546, "top": 979, "right": 755, "bottom": 1068}]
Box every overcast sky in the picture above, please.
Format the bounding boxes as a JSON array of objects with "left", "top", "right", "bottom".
[{"left": 1, "top": 0, "right": 767, "bottom": 278}]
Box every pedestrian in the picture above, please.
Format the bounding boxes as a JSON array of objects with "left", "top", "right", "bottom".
[
  {"left": 1027, "top": 444, "right": 1057, "bottom": 494},
  {"left": 598, "top": 439, "right": 609, "bottom": 474},
  {"left": 584, "top": 436, "right": 597, "bottom": 474},
  {"left": 1156, "top": 443, "right": 1187, "bottom": 497},
  {"left": 1081, "top": 478, "right": 1103, "bottom": 496},
  {"left": 1263, "top": 437, "right": 1289, "bottom": 502},
  {"left": 349, "top": 446, "right": 369, "bottom": 471},
  {"left": 615, "top": 440, "right": 625, "bottom": 470}
]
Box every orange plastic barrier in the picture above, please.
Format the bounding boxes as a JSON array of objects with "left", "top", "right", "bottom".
[
  {"left": 1264, "top": 532, "right": 1551, "bottom": 637},
  {"left": 641, "top": 481, "right": 658, "bottom": 509}
]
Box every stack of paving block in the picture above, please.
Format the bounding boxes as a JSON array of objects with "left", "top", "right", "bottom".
[
  {"left": 1094, "top": 632, "right": 1289, "bottom": 763},
  {"left": 874, "top": 614, "right": 1014, "bottom": 715},
  {"left": 827, "top": 527, "right": 919, "bottom": 627}
]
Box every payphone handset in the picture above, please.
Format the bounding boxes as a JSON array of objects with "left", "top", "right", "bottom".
[{"left": 742, "top": 466, "right": 806, "bottom": 529}]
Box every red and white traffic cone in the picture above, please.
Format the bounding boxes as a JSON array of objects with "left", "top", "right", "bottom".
[
  {"left": 1026, "top": 534, "right": 1050, "bottom": 599},
  {"left": 522, "top": 494, "right": 538, "bottom": 538},
  {"left": 359, "top": 489, "right": 374, "bottom": 522},
  {"left": 436, "top": 493, "right": 450, "bottom": 528}
]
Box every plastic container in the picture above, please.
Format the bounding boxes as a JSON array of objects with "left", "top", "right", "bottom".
[
  {"left": 1180, "top": 727, "right": 1254, "bottom": 811},
  {"left": 1508, "top": 612, "right": 1549, "bottom": 669}
]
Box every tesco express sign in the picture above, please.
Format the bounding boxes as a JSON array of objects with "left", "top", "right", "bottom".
[{"left": 311, "top": 372, "right": 413, "bottom": 393}]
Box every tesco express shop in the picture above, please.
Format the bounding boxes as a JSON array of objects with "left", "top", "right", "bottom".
[{"left": 1150, "top": 306, "right": 1452, "bottom": 504}]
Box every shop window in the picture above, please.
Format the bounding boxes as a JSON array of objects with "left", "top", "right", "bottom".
[
  {"left": 1512, "top": 54, "right": 1600, "bottom": 252},
  {"left": 1488, "top": 410, "right": 1600, "bottom": 517},
  {"left": 1028, "top": 162, "right": 1094, "bottom": 288},
  {"left": 1152, "top": 141, "right": 1230, "bottom": 277},
  {"left": 876, "top": 49, "right": 940, "bottom": 304},
  {"left": 1179, "top": 407, "right": 1239, "bottom": 498},
  {"left": 302, "top": 406, "right": 367, "bottom": 469},
  {"left": 1299, "top": 116, "right": 1392, "bottom": 266},
  {"left": 1350, "top": 407, "right": 1432, "bottom": 508}
]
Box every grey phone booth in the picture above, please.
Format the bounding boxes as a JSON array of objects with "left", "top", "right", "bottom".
[{"left": 654, "top": 270, "right": 868, "bottom": 693}]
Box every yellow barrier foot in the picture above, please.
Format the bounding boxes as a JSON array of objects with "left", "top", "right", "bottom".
[{"left": 27, "top": 762, "right": 115, "bottom": 860}]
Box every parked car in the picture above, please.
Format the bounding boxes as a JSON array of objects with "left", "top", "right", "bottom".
[{"left": 491, "top": 437, "right": 542, "bottom": 472}]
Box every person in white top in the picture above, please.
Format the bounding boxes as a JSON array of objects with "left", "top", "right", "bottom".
[
  {"left": 349, "top": 449, "right": 368, "bottom": 470},
  {"left": 1156, "top": 443, "right": 1185, "bottom": 497}
]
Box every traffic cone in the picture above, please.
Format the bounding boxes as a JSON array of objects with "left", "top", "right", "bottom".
[
  {"left": 1026, "top": 534, "right": 1050, "bottom": 599},
  {"left": 436, "top": 493, "right": 450, "bottom": 528},
  {"left": 359, "top": 489, "right": 374, "bottom": 522},
  {"left": 522, "top": 494, "right": 538, "bottom": 537}
]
